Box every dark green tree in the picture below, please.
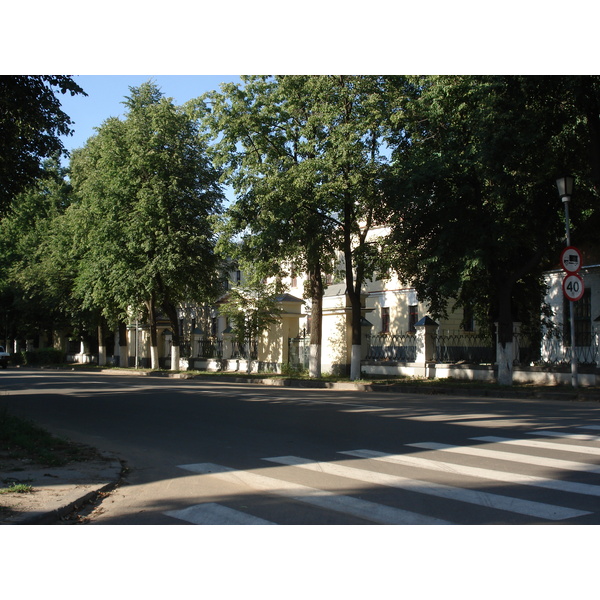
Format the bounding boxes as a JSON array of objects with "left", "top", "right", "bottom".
[
  {"left": 0, "top": 76, "right": 86, "bottom": 212},
  {"left": 204, "top": 75, "right": 397, "bottom": 379},
  {"left": 69, "top": 81, "right": 224, "bottom": 369},
  {"left": 0, "top": 156, "right": 82, "bottom": 351},
  {"left": 383, "top": 75, "right": 600, "bottom": 384}
]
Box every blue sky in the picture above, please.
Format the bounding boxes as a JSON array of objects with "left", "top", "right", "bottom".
[{"left": 58, "top": 75, "right": 242, "bottom": 155}]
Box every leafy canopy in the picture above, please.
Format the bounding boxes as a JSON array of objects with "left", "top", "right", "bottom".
[{"left": 0, "top": 76, "right": 86, "bottom": 212}]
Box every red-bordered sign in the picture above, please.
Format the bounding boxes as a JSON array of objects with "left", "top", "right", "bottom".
[
  {"left": 563, "top": 273, "right": 585, "bottom": 302},
  {"left": 560, "top": 246, "right": 582, "bottom": 274}
]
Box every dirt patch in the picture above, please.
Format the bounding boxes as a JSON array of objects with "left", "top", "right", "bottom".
[{"left": 0, "top": 453, "right": 121, "bottom": 524}]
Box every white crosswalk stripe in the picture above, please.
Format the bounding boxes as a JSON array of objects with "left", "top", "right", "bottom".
[
  {"left": 176, "top": 462, "right": 451, "bottom": 525},
  {"left": 526, "top": 430, "right": 600, "bottom": 442},
  {"left": 165, "top": 432, "right": 600, "bottom": 524},
  {"left": 473, "top": 435, "right": 600, "bottom": 456},
  {"left": 406, "top": 441, "right": 600, "bottom": 473},
  {"left": 339, "top": 448, "right": 600, "bottom": 498},
  {"left": 266, "top": 455, "right": 590, "bottom": 520},
  {"left": 165, "top": 502, "right": 276, "bottom": 525}
]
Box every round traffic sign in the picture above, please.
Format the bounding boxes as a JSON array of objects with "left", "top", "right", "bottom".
[
  {"left": 563, "top": 273, "right": 585, "bottom": 301},
  {"left": 560, "top": 246, "right": 582, "bottom": 273}
]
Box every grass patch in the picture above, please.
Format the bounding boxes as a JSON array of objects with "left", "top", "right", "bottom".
[
  {"left": 0, "top": 482, "right": 33, "bottom": 494},
  {"left": 0, "top": 409, "right": 101, "bottom": 467}
]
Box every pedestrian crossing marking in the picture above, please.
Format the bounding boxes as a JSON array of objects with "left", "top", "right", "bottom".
[
  {"left": 406, "top": 441, "right": 600, "bottom": 474},
  {"left": 264, "top": 455, "right": 590, "bottom": 521},
  {"left": 473, "top": 436, "right": 600, "bottom": 456},
  {"left": 165, "top": 502, "right": 276, "bottom": 525},
  {"left": 177, "top": 462, "right": 451, "bottom": 525},
  {"left": 527, "top": 431, "right": 600, "bottom": 442},
  {"left": 402, "top": 413, "right": 501, "bottom": 422},
  {"left": 170, "top": 432, "right": 600, "bottom": 525},
  {"left": 339, "top": 448, "right": 600, "bottom": 498}
]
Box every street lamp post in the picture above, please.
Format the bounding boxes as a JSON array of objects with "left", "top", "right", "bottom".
[{"left": 556, "top": 176, "right": 578, "bottom": 388}]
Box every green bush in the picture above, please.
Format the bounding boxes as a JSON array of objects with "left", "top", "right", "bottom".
[
  {"left": 20, "top": 348, "right": 65, "bottom": 366},
  {"left": 280, "top": 363, "right": 308, "bottom": 378},
  {"left": 9, "top": 352, "right": 24, "bottom": 365}
]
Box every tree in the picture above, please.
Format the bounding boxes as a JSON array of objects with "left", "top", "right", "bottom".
[
  {"left": 204, "top": 75, "right": 397, "bottom": 379},
  {"left": 69, "top": 81, "right": 224, "bottom": 369},
  {"left": 0, "top": 156, "right": 83, "bottom": 350},
  {"left": 0, "top": 76, "right": 86, "bottom": 213},
  {"left": 203, "top": 76, "right": 338, "bottom": 377},
  {"left": 383, "top": 75, "right": 600, "bottom": 384},
  {"left": 218, "top": 269, "right": 283, "bottom": 373}
]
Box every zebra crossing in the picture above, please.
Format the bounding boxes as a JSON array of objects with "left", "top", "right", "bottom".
[{"left": 165, "top": 426, "right": 600, "bottom": 525}]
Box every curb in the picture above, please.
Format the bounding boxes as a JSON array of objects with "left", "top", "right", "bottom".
[
  {"left": 92, "top": 368, "right": 600, "bottom": 402},
  {"left": 15, "top": 480, "right": 116, "bottom": 525},
  {"left": 2, "top": 459, "right": 125, "bottom": 526}
]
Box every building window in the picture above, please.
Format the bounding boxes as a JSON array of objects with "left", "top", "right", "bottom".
[
  {"left": 564, "top": 289, "right": 592, "bottom": 346},
  {"left": 462, "top": 305, "right": 475, "bottom": 332},
  {"left": 381, "top": 307, "right": 390, "bottom": 333},
  {"left": 408, "top": 305, "right": 418, "bottom": 333}
]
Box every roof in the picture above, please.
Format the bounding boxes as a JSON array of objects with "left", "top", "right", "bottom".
[
  {"left": 415, "top": 316, "right": 438, "bottom": 327},
  {"left": 323, "top": 284, "right": 347, "bottom": 297},
  {"left": 275, "top": 293, "right": 304, "bottom": 304}
]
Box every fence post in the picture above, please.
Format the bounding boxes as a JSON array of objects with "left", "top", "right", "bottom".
[
  {"left": 191, "top": 327, "right": 203, "bottom": 357},
  {"left": 361, "top": 318, "right": 373, "bottom": 360},
  {"left": 222, "top": 330, "right": 234, "bottom": 360},
  {"left": 495, "top": 321, "right": 520, "bottom": 385},
  {"left": 512, "top": 322, "right": 521, "bottom": 364},
  {"left": 594, "top": 321, "right": 600, "bottom": 370},
  {"left": 415, "top": 316, "right": 438, "bottom": 375}
]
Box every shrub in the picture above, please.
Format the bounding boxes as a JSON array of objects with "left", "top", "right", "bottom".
[{"left": 21, "top": 348, "right": 65, "bottom": 366}]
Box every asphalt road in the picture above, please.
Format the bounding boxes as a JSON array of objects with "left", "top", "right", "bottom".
[{"left": 2, "top": 368, "right": 600, "bottom": 525}]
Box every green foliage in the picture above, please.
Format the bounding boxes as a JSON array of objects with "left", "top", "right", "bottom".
[
  {"left": 0, "top": 76, "right": 86, "bottom": 212},
  {"left": 69, "top": 81, "right": 225, "bottom": 336},
  {"left": 280, "top": 363, "right": 308, "bottom": 378},
  {"left": 0, "top": 409, "right": 96, "bottom": 467},
  {"left": 218, "top": 270, "right": 284, "bottom": 345},
  {"left": 205, "top": 76, "right": 338, "bottom": 282},
  {"left": 204, "top": 76, "right": 401, "bottom": 379},
  {"left": 20, "top": 348, "right": 65, "bottom": 366},
  {"left": 0, "top": 157, "right": 82, "bottom": 343},
  {"left": 0, "top": 482, "right": 33, "bottom": 494},
  {"left": 384, "top": 75, "right": 600, "bottom": 338}
]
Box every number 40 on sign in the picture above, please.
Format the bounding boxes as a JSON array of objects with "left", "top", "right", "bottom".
[{"left": 563, "top": 273, "right": 585, "bottom": 302}]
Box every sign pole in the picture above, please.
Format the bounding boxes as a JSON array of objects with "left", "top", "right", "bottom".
[
  {"left": 563, "top": 202, "right": 578, "bottom": 388},
  {"left": 568, "top": 291, "right": 578, "bottom": 388}
]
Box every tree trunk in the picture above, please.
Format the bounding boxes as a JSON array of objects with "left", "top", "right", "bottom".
[
  {"left": 97, "top": 321, "right": 106, "bottom": 367},
  {"left": 342, "top": 201, "right": 364, "bottom": 381},
  {"left": 348, "top": 290, "right": 363, "bottom": 381},
  {"left": 146, "top": 296, "right": 159, "bottom": 370},
  {"left": 118, "top": 321, "right": 128, "bottom": 368},
  {"left": 496, "top": 285, "right": 514, "bottom": 386},
  {"left": 163, "top": 299, "right": 181, "bottom": 371},
  {"left": 308, "top": 267, "right": 324, "bottom": 378}
]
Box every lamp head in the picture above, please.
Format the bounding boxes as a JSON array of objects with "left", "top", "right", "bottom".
[{"left": 556, "top": 176, "right": 574, "bottom": 199}]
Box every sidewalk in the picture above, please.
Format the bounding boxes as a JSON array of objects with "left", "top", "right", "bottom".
[
  {"left": 0, "top": 455, "right": 123, "bottom": 525},
  {"left": 97, "top": 366, "right": 600, "bottom": 401}
]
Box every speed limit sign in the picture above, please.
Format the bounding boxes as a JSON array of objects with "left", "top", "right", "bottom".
[{"left": 563, "top": 273, "right": 585, "bottom": 301}]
